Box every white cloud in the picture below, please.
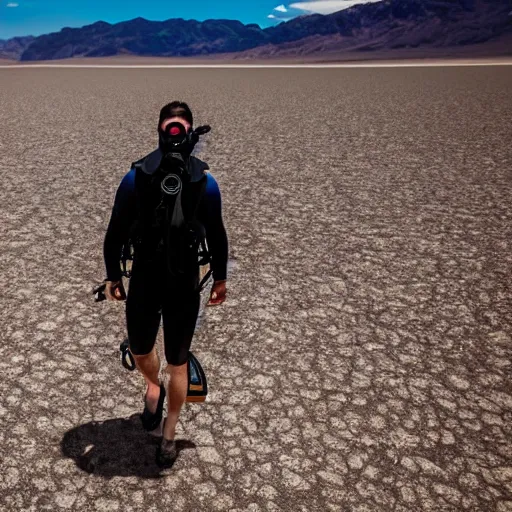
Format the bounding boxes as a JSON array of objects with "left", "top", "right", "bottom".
[
  {"left": 274, "top": 4, "right": 288, "bottom": 12},
  {"left": 7, "top": 2, "right": 20, "bottom": 6},
  {"left": 268, "top": 14, "right": 277, "bottom": 18},
  {"left": 289, "top": 0, "right": 382, "bottom": 15}
]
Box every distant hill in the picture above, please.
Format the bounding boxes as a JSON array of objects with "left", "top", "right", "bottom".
[
  {"left": 0, "top": 36, "right": 35, "bottom": 60},
  {"left": 19, "top": 18, "right": 268, "bottom": 61},
  {"left": 240, "top": 0, "right": 512, "bottom": 58},
  {"left": 2, "top": 0, "right": 511, "bottom": 61}
]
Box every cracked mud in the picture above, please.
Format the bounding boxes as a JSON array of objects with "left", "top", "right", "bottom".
[{"left": 0, "top": 66, "right": 511, "bottom": 511}]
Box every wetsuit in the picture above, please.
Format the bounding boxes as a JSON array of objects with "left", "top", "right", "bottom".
[{"left": 104, "top": 160, "right": 228, "bottom": 366}]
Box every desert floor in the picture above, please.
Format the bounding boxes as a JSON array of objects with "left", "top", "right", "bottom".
[{"left": 0, "top": 66, "right": 511, "bottom": 511}]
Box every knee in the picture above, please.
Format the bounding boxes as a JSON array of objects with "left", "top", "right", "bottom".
[
  {"left": 131, "top": 347, "right": 156, "bottom": 360},
  {"left": 164, "top": 346, "right": 190, "bottom": 368},
  {"left": 166, "top": 361, "right": 188, "bottom": 377}
]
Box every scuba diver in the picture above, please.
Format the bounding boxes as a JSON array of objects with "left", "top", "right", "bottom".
[{"left": 102, "top": 101, "right": 228, "bottom": 468}]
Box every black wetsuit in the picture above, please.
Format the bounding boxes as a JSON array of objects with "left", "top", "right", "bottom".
[{"left": 104, "top": 160, "right": 228, "bottom": 365}]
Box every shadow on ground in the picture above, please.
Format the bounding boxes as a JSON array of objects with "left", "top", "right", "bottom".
[{"left": 61, "top": 415, "right": 196, "bottom": 478}]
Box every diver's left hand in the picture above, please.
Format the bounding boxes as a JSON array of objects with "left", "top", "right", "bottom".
[{"left": 207, "top": 280, "right": 226, "bottom": 306}]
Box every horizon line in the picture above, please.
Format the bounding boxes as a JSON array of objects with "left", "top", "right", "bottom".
[{"left": 1, "top": 61, "right": 511, "bottom": 69}]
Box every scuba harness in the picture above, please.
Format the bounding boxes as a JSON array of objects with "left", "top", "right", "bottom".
[{"left": 94, "top": 123, "right": 214, "bottom": 302}]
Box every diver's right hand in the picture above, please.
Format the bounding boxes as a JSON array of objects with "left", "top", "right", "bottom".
[{"left": 105, "top": 280, "right": 127, "bottom": 301}]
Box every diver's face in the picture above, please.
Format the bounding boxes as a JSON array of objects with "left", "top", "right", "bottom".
[{"left": 160, "top": 116, "right": 191, "bottom": 133}]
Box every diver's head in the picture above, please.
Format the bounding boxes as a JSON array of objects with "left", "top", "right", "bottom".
[
  {"left": 159, "top": 101, "right": 193, "bottom": 129},
  {"left": 157, "top": 101, "right": 211, "bottom": 179},
  {"left": 158, "top": 101, "right": 194, "bottom": 158}
]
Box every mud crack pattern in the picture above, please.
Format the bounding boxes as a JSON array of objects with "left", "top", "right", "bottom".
[{"left": 0, "top": 67, "right": 511, "bottom": 511}]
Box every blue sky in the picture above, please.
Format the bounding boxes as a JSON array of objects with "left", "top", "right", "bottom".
[{"left": 0, "top": 0, "right": 382, "bottom": 39}]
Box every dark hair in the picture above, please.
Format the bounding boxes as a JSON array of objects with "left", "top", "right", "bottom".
[{"left": 158, "top": 101, "right": 193, "bottom": 128}]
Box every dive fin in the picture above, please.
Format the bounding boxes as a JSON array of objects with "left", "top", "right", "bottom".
[{"left": 187, "top": 352, "right": 208, "bottom": 402}]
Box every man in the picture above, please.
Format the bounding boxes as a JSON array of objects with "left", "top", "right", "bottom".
[{"left": 103, "top": 101, "right": 228, "bottom": 467}]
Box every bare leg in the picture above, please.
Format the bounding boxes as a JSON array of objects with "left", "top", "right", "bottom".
[
  {"left": 132, "top": 348, "right": 161, "bottom": 413},
  {"left": 163, "top": 362, "right": 188, "bottom": 440}
]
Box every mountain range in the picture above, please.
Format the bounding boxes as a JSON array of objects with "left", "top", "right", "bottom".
[{"left": 1, "top": 0, "right": 511, "bottom": 61}]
